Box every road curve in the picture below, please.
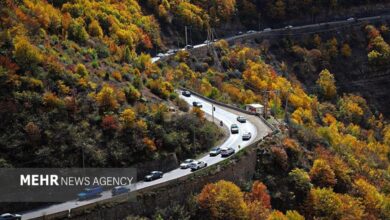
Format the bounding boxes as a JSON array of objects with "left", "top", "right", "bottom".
[{"left": 21, "top": 91, "right": 270, "bottom": 220}]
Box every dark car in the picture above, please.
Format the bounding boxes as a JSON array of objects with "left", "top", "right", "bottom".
[
  {"left": 182, "top": 90, "right": 191, "bottom": 97},
  {"left": 192, "top": 101, "right": 203, "bottom": 108},
  {"left": 0, "top": 213, "right": 22, "bottom": 220},
  {"left": 221, "top": 147, "right": 235, "bottom": 157},
  {"left": 237, "top": 116, "right": 246, "bottom": 123},
  {"left": 144, "top": 171, "right": 163, "bottom": 181},
  {"left": 209, "top": 147, "right": 221, "bottom": 156},
  {"left": 230, "top": 124, "right": 239, "bottom": 134},
  {"left": 111, "top": 186, "right": 130, "bottom": 196},
  {"left": 77, "top": 186, "right": 103, "bottom": 201}
]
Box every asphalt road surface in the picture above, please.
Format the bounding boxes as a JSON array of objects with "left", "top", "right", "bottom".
[{"left": 21, "top": 91, "right": 267, "bottom": 219}]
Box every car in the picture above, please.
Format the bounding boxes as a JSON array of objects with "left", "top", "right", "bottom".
[
  {"left": 189, "top": 160, "right": 207, "bottom": 171},
  {"left": 144, "top": 171, "right": 163, "bottom": 181},
  {"left": 156, "top": 53, "right": 165, "bottom": 57},
  {"left": 242, "top": 132, "right": 252, "bottom": 141},
  {"left": 221, "top": 147, "right": 235, "bottom": 157},
  {"left": 209, "top": 147, "right": 221, "bottom": 156},
  {"left": 237, "top": 116, "right": 247, "bottom": 123},
  {"left": 182, "top": 90, "right": 191, "bottom": 97},
  {"left": 180, "top": 159, "right": 195, "bottom": 169},
  {"left": 167, "top": 49, "right": 177, "bottom": 54},
  {"left": 247, "top": 30, "right": 256, "bottom": 34},
  {"left": 111, "top": 186, "right": 130, "bottom": 196},
  {"left": 192, "top": 101, "right": 202, "bottom": 108},
  {"left": 230, "top": 124, "right": 239, "bottom": 134},
  {"left": 263, "top": 28, "right": 272, "bottom": 32},
  {"left": 77, "top": 186, "right": 103, "bottom": 200},
  {"left": 185, "top": 44, "right": 194, "bottom": 49},
  {"left": 347, "top": 17, "right": 355, "bottom": 22},
  {"left": 236, "top": 31, "right": 243, "bottom": 35},
  {"left": 204, "top": 40, "right": 211, "bottom": 44},
  {"left": 213, "top": 39, "right": 218, "bottom": 42},
  {"left": 0, "top": 213, "right": 22, "bottom": 220},
  {"left": 284, "top": 25, "right": 293, "bottom": 29}
]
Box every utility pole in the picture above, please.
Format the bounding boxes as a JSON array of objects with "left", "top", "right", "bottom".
[
  {"left": 185, "top": 26, "right": 188, "bottom": 46},
  {"left": 263, "top": 91, "right": 269, "bottom": 119},
  {"left": 212, "top": 105, "right": 215, "bottom": 122},
  {"left": 284, "top": 90, "right": 291, "bottom": 122}
]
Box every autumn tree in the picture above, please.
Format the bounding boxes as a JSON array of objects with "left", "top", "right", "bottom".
[
  {"left": 101, "top": 115, "right": 118, "bottom": 131},
  {"left": 316, "top": 69, "right": 337, "bottom": 100},
  {"left": 68, "top": 18, "right": 89, "bottom": 43},
  {"left": 121, "top": 108, "right": 136, "bottom": 128},
  {"left": 307, "top": 187, "right": 366, "bottom": 220},
  {"left": 96, "top": 85, "right": 119, "bottom": 111},
  {"left": 267, "top": 210, "right": 287, "bottom": 220},
  {"left": 289, "top": 168, "right": 312, "bottom": 202},
  {"left": 76, "top": 63, "right": 88, "bottom": 76},
  {"left": 354, "top": 178, "right": 385, "bottom": 219},
  {"left": 191, "top": 107, "right": 205, "bottom": 120},
  {"left": 309, "top": 159, "right": 336, "bottom": 188},
  {"left": 198, "top": 180, "right": 248, "bottom": 219},
  {"left": 13, "top": 37, "right": 43, "bottom": 68},
  {"left": 341, "top": 43, "right": 352, "bottom": 57},
  {"left": 88, "top": 19, "right": 103, "bottom": 38},
  {"left": 25, "top": 122, "right": 41, "bottom": 144}
]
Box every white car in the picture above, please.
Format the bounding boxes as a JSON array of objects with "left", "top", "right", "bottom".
[
  {"left": 347, "top": 17, "right": 355, "bottom": 22},
  {"left": 284, "top": 25, "right": 293, "bottom": 29},
  {"left": 0, "top": 213, "right": 22, "bottom": 220},
  {"left": 242, "top": 132, "right": 252, "bottom": 141},
  {"left": 263, "top": 28, "right": 272, "bottom": 32},
  {"left": 221, "top": 147, "right": 235, "bottom": 157},
  {"left": 190, "top": 161, "right": 207, "bottom": 171},
  {"left": 180, "top": 159, "right": 195, "bottom": 169},
  {"left": 156, "top": 53, "right": 165, "bottom": 57},
  {"left": 247, "top": 30, "right": 256, "bottom": 34},
  {"left": 204, "top": 40, "right": 211, "bottom": 44}
]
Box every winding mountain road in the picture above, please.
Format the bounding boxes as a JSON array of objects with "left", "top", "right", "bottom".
[{"left": 22, "top": 90, "right": 270, "bottom": 220}]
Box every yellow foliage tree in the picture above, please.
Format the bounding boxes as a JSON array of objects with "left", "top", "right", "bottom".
[
  {"left": 316, "top": 69, "right": 337, "bottom": 100},
  {"left": 96, "top": 85, "right": 119, "bottom": 110},
  {"left": 88, "top": 20, "right": 103, "bottom": 38},
  {"left": 198, "top": 180, "right": 248, "bottom": 219},
  {"left": 13, "top": 37, "right": 43, "bottom": 68},
  {"left": 309, "top": 159, "right": 337, "bottom": 188},
  {"left": 121, "top": 108, "right": 136, "bottom": 128}
]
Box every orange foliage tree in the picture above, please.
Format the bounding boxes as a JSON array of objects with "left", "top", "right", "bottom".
[{"left": 198, "top": 180, "right": 248, "bottom": 219}]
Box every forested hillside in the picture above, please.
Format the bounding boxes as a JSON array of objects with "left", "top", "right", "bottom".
[
  {"left": 0, "top": 0, "right": 222, "bottom": 168},
  {"left": 1, "top": 0, "right": 390, "bottom": 219}
]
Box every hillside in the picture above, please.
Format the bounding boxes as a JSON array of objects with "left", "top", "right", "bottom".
[{"left": 0, "top": 0, "right": 390, "bottom": 219}]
